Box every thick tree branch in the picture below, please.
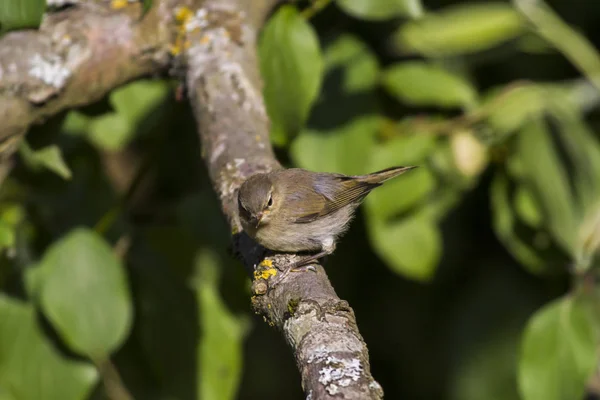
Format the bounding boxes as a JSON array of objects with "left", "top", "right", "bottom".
[
  {"left": 0, "top": 0, "right": 175, "bottom": 162},
  {"left": 0, "top": 0, "right": 384, "bottom": 398},
  {"left": 183, "top": 2, "right": 383, "bottom": 398}
]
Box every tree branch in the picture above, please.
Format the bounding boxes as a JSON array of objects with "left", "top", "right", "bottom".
[
  {"left": 0, "top": 0, "right": 384, "bottom": 398},
  {"left": 183, "top": 1, "right": 383, "bottom": 398},
  {"left": 0, "top": 0, "right": 175, "bottom": 162}
]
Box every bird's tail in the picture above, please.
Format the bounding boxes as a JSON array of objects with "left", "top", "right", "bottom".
[{"left": 355, "top": 166, "right": 417, "bottom": 184}]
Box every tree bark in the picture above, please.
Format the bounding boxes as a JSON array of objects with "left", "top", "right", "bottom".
[{"left": 0, "top": 1, "right": 384, "bottom": 398}]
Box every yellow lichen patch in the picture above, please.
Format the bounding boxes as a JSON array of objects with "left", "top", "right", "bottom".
[
  {"left": 253, "top": 259, "right": 277, "bottom": 281},
  {"left": 175, "top": 6, "right": 193, "bottom": 22},
  {"left": 260, "top": 268, "right": 277, "bottom": 279},
  {"left": 253, "top": 267, "right": 277, "bottom": 280},
  {"left": 110, "top": 0, "right": 128, "bottom": 10},
  {"left": 171, "top": 7, "right": 193, "bottom": 56},
  {"left": 200, "top": 35, "right": 211, "bottom": 45}
]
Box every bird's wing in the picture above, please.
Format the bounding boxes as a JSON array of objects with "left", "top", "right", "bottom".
[{"left": 291, "top": 175, "right": 379, "bottom": 224}]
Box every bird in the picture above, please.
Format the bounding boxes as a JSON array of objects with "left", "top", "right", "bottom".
[{"left": 237, "top": 166, "right": 417, "bottom": 273}]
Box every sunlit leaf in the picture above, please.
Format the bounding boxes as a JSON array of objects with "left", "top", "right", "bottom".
[
  {"left": 514, "top": 186, "right": 543, "bottom": 229},
  {"left": 394, "top": 3, "right": 525, "bottom": 56},
  {"left": 519, "top": 293, "right": 600, "bottom": 400},
  {"left": 19, "top": 142, "right": 72, "bottom": 180},
  {"left": 88, "top": 113, "right": 133, "bottom": 151},
  {"left": 259, "top": 5, "right": 323, "bottom": 146},
  {"left": 484, "top": 84, "right": 546, "bottom": 135},
  {"left": 0, "top": 0, "right": 45, "bottom": 32},
  {"left": 364, "top": 135, "right": 436, "bottom": 220},
  {"left": 30, "top": 228, "right": 133, "bottom": 359},
  {"left": 0, "top": 295, "right": 98, "bottom": 400},
  {"left": 337, "top": 0, "right": 423, "bottom": 20},
  {"left": 382, "top": 61, "right": 477, "bottom": 108},
  {"left": 291, "top": 116, "right": 379, "bottom": 175},
  {"left": 194, "top": 250, "right": 249, "bottom": 400},
  {"left": 367, "top": 215, "right": 441, "bottom": 281},
  {"left": 0, "top": 204, "right": 24, "bottom": 253},
  {"left": 110, "top": 80, "right": 170, "bottom": 125}
]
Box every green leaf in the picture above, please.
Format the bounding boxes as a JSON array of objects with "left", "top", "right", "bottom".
[
  {"left": 0, "top": 203, "right": 25, "bottom": 253},
  {"left": 394, "top": 3, "right": 525, "bottom": 56},
  {"left": 83, "top": 80, "right": 168, "bottom": 151},
  {"left": 88, "top": 113, "right": 133, "bottom": 151},
  {"left": 366, "top": 166, "right": 435, "bottom": 222},
  {"left": 323, "top": 35, "right": 380, "bottom": 93},
  {"left": 514, "top": 0, "right": 600, "bottom": 93},
  {"left": 547, "top": 99, "right": 600, "bottom": 216},
  {"left": 514, "top": 186, "right": 543, "bottom": 229},
  {"left": 0, "top": 223, "right": 14, "bottom": 252},
  {"left": 110, "top": 80, "right": 169, "bottom": 125},
  {"left": 259, "top": 5, "right": 323, "bottom": 146},
  {"left": 0, "top": 295, "right": 98, "bottom": 400},
  {"left": 519, "top": 294, "right": 600, "bottom": 400},
  {"left": 337, "top": 0, "right": 423, "bottom": 20},
  {"left": 490, "top": 172, "right": 546, "bottom": 273},
  {"left": 308, "top": 35, "right": 380, "bottom": 128},
  {"left": 0, "top": 0, "right": 45, "bottom": 32},
  {"left": 141, "top": 0, "right": 153, "bottom": 15},
  {"left": 62, "top": 111, "right": 92, "bottom": 137},
  {"left": 367, "top": 215, "right": 441, "bottom": 281},
  {"left": 0, "top": 386, "right": 15, "bottom": 400},
  {"left": 516, "top": 117, "right": 577, "bottom": 254},
  {"left": 31, "top": 228, "right": 133, "bottom": 359},
  {"left": 381, "top": 61, "right": 477, "bottom": 108},
  {"left": 19, "top": 142, "right": 72, "bottom": 180},
  {"left": 363, "top": 134, "right": 436, "bottom": 220},
  {"left": 291, "top": 116, "right": 379, "bottom": 175},
  {"left": 485, "top": 85, "right": 546, "bottom": 135},
  {"left": 194, "top": 250, "right": 248, "bottom": 400}
]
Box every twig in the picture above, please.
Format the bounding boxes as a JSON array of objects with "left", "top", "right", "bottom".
[
  {"left": 96, "top": 358, "right": 134, "bottom": 400},
  {"left": 301, "top": 0, "right": 332, "bottom": 20}
]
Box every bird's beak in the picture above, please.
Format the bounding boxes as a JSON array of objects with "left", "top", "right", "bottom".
[{"left": 254, "top": 212, "right": 263, "bottom": 228}]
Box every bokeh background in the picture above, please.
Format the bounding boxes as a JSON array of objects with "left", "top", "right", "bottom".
[{"left": 1, "top": 0, "right": 600, "bottom": 399}]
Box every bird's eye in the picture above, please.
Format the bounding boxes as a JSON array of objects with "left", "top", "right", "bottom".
[{"left": 267, "top": 195, "right": 273, "bottom": 207}]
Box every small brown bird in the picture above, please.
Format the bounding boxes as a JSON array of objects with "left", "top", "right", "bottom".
[{"left": 237, "top": 166, "right": 416, "bottom": 270}]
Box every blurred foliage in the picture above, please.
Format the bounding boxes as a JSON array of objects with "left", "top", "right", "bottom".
[
  {"left": 0, "top": 0, "right": 44, "bottom": 33},
  {"left": 2, "top": 0, "right": 600, "bottom": 399}
]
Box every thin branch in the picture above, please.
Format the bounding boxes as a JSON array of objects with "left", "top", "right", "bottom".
[{"left": 182, "top": 1, "right": 383, "bottom": 398}]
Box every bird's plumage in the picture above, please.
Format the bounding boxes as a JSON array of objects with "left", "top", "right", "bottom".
[{"left": 237, "top": 166, "right": 415, "bottom": 256}]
